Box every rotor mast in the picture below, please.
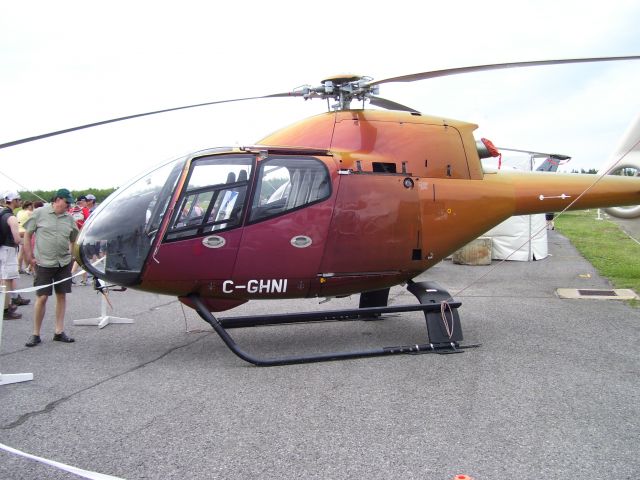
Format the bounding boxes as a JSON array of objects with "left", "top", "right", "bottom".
[{"left": 299, "top": 75, "right": 379, "bottom": 111}]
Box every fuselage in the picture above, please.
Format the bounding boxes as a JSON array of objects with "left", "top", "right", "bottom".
[{"left": 75, "top": 109, "right": 640, "bottom": 311}]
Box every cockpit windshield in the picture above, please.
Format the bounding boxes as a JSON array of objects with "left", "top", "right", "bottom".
[{"left": 77, "top": 155, "right": 185, "bottom": 285}]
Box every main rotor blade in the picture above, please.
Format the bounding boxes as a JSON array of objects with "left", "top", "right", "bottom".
[
  {"left": 368, "top": 55, "right": 640, "bottom": 86},
  {"left": 368, "top": 96, "right": 420, "bottom": 113},
  {"left": 0, "top": 91, "right": 304, "bottom": 150}
]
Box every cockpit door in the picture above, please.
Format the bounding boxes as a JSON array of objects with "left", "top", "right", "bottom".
[
  {"left": 140, "top": 154, "right": 254, "bottom": 294},
  {"left": 231, "top": 156, "right": 335, "bottom": 298}
]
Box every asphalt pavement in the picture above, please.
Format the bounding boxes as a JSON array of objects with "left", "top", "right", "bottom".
[{"left": 1, "top": 223, "right": 639, "bottom": 480}]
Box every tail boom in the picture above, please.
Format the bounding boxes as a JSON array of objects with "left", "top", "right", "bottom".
[{"left": 497, "top": 171, "right": 640, "bottom": 215}]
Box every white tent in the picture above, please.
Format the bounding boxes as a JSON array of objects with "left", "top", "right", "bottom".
[
  {"left": 481, "top": 150, "right": 558, "bottom": 261},
  {"left": 484, "top": 214, "right": 548, "bottom": 261}
]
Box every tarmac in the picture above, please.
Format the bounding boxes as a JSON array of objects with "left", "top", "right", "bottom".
[{"left": 1, "top": 215, "right": 639, "bottom": 480}]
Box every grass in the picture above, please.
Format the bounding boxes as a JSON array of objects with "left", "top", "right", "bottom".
[{"left": 554, "top": 210, "right": 640, "bottom": 305}]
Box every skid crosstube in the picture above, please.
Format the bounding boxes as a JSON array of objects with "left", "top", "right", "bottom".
[{"left": 188, "top": 280, "right": 478, "bottom": 366}]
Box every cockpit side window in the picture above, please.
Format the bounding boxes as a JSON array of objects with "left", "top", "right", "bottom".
[
  {"left": 249, "top": 157, "right": 331, "bottom": 222},
  {"left": 166, "top": 155, "right": 253, "bottom": 240}
]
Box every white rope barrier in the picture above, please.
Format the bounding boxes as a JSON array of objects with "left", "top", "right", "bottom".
[
  {"left": 0, "top": 442, "right": 124, "bottom": 480},
  {"left": 3, "top": 257, "right": 105, "bottom": 296}
]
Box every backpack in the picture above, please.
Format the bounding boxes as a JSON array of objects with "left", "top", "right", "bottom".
[{"left": 0, "top": 208, "right": 13, "bottom": 245}]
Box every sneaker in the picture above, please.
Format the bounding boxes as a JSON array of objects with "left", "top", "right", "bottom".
[
  {"left": 53, "top": 332, "right": 75, "bottom": 343},
  {"left": 4, "top": 309, "right": 22, "bottom": 320},
  {"left": 25, "top": 335, "right": 41, "bottom": 347},
  {"left": 12, "top": 295, "right": 31, "bottom": 306}
]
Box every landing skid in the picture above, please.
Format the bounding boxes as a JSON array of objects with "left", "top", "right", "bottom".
[{"left": 189, "top": 281, "right": 479, "bottom": 366}]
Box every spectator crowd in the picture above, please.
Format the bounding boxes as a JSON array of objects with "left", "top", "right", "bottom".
[{"left": 0, "top": 189, "right": 98, "bottom": 347}]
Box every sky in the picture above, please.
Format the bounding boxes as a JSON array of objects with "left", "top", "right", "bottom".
[{"left": 1, "top": 0, "right": 640, "bottom": 192}]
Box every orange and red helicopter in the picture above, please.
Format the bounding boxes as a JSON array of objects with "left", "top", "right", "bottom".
[{"left": 3, "top": 56, "right": 640, "bottom": 365}]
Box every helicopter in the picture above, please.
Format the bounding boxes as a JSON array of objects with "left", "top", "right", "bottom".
[{"left": 3, "top": 56, "right": 640, "bottom": 366}]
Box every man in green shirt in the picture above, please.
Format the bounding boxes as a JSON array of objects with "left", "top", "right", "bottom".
[{"left": 23, "top": 188, "right": 79, "bottom": 347}]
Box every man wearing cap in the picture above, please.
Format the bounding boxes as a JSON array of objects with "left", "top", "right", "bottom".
[
  {"left": 23, "top": 188, "right": 79, "bottom": 347},
  {"left": 1, "top": 191, "right": 30, "bottom": 320},
  {"left": 85, "top": 194, "right": 97, "bottom": 214}
]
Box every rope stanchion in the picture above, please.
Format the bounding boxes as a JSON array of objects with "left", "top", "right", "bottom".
[
  {"left": 0, "top": 285, "right": 33, "bottom": 386},
  {"left": 73, "top": 278, "right": 134, "bottom": 329}
]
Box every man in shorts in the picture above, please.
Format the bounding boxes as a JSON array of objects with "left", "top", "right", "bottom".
[
  {"left": 23, "top": 188, "right": 79, "bottom": 347},
  {"left": 1, "top": 191, "right": 29, "bottom": 319}
]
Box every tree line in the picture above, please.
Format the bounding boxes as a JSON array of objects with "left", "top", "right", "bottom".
[{"left": 18, "top": 188, "right": 117, "bottom": 203}]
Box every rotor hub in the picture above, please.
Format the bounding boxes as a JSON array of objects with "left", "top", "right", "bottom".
[{"left": 297, "top": 74, "right": 378, "bottom": 111}]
